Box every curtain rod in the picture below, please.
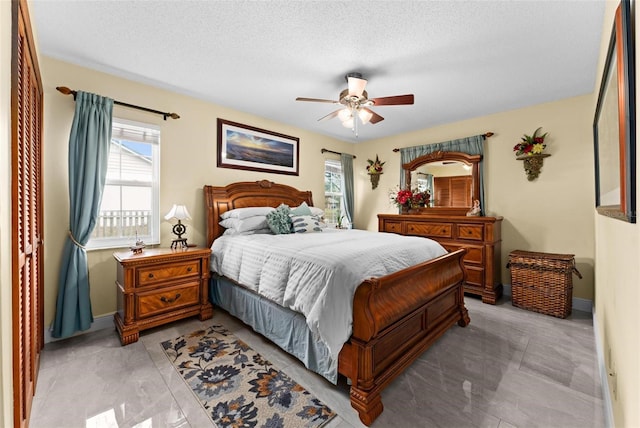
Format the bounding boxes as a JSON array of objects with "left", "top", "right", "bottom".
[
  {"left": 56, "top": 86, "right": 180, "bottom": 120},
  {"left": 392, "top": 132, "right": 493, "bottom": 152},
  {"left": 321, "top": 148, "right": 356, "bottom": 159}
]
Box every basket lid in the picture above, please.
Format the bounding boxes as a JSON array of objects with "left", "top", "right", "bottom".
[{"left": 509, "top": 250, "right": 575, "bottom": 261}]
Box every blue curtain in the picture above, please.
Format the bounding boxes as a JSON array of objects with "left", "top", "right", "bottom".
[
  {"left": 52, "top": 92, "right": 113, "bottom": 338},
  {"left": 340, "top": 153, "right": 355, "bottom": 228},
  {"left": 399, "top": 134, "right": 485, "bottom": 214}
]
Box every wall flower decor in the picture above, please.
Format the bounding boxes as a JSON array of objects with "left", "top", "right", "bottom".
[
  {"left": 366, "top": 155, "right": 385, "bottom": 189},
  {"left": 514, "top": 127, "right": 550, "bottom": 181}
]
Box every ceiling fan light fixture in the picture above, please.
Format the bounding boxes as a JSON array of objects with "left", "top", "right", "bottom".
[
  {"left": 347, "top": 75, "right": 367, "bottom": 97},
  {"left": 358, "top": 108, "right": 373, "bottom": 124},
  {"left": 338, "top": 108, "right": 352, "bottom": 122},
  {"left": 342, "top": 117, "right": 354, "bottom": 129}
]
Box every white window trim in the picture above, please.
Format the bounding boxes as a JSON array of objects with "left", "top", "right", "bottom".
[
  {"left": 324, "top": 159, "right": 345, "bottom": 228},
  {"left": 86, "top": 118, "right": 160, "bottom": 251}
]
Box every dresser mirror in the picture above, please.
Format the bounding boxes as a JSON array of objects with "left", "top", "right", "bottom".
[{"left": 403, "top": 151, "right": 482, "bottom": 216}]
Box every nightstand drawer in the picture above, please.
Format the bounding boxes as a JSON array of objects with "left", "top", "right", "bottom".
[
  {"left": 457, "top": 224, "right": 484, "bottom": 241},
  {"left": 407, "top": 222, "right": 452, "bottom": 238},
  {"left": 137, "top": 260, "right": 200, "bottom": 287},
  {"left": 136, "top": 282, "right": 200, "bottom": 319}
]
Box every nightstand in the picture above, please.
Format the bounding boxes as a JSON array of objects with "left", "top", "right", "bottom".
[{"left": 113, "top": 247, "right": 214, "bottom": 345}]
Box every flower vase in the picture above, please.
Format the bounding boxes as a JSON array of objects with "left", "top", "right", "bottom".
[
  {"left": 516, "top": 153, "right": 551, "bottom": 181},
  {"left": 368, "top": 172, "right": 382, "bottom": 190}
]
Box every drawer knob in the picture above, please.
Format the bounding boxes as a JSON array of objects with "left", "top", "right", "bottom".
[
  {"left": 160, "top": 293, "right": 181, "bottom": 304},
  {"left": 442, "top": 229, "right": 447, "bottom": 233},
  {"left": 187, "top": 267, "right": 192, "bottom": 272},
  {"left": 148, "top": 273, "right": 154, "bottom": 278}
]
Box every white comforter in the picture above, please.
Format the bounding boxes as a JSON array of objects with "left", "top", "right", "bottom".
[{"left": 210, "top": 229, "right": 447, "bottom": 359}]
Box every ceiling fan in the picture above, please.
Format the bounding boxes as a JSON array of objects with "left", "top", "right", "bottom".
[{"left": 296, "top": 72, "right": 414, "bottom": 136}]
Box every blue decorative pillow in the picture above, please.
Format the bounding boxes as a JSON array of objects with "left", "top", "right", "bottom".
[
  {"left": 266, "top": 204, "right": 292, "bottom": 234},
  {"left": 290, "top": 201, "right": 313, "bottom": 216},
  {"left": 291, "top": 215, "right": 323, "bottom": 233}
]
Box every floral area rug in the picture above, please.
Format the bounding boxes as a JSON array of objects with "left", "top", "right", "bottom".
[{"left": 161, "top": 324, "right": 336, "bottom": 428}]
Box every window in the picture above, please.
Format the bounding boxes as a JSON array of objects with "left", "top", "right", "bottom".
[
  {"left": 324, "top": 159, "right": 344, "bottom": 225},
  {"left": 87, "top": 119, "right": 160, "bottom": 250}
]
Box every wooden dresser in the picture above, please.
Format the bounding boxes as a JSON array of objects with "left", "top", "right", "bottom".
[
  {"left": 379, "top": 214, "right": 503, "bottom": 304},
  {"left": 113, "top": 247, "right": 214, "bottom": 344}
]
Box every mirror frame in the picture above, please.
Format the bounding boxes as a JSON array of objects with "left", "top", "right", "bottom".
[{"left": 403, "top": 151, "right": 482, "bottom": 216}]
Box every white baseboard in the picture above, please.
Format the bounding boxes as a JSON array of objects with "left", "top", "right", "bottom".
[
  {"left": 592, "top": 310, "right": 614, "bottom": 428},
  {"left": 44, "top": 313, "right": 114, "bottom": 344},
  {"left": 502, "top": 284, "right": 593, "bottom": 313}
]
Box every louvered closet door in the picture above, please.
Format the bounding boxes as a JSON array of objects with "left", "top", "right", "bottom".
[{"left": 12, "top": 0, "right": 44, "bottom": 427}]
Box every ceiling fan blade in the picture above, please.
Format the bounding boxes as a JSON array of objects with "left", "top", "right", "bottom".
[
  {"left": 318, "top": 109, "right": 342, "bottom": 122},
  {"left": 347, "top": 76, "right": 368, "bottom": 97},
  {"left": 296, "top": 97, "right": 339, "bottom": 104},
  {"left": 362, "top": 108, "right": 384, "bottom": 124},
  {"left": 371, "top": 94, "right": 415, "bottom": 106}
]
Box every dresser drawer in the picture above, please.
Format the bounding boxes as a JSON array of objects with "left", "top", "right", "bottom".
[
  {"left": 457, "top": 224, "right": 484, "bottom": 241},
  {"left": 442, "top": 244, "right": 484, "bottom": 265},
  {"left": 137, "top": 260, "right": 200, "bottom": 287},
  {"left": 383, "top": 221, "right": 403, "bottom": 234},
  {"left": 464, "top": 266, "right": 484, "bottom": 287},
  {"left": 407, "top": 222, "right": 452, "bottom": 238},
  {"left": 136, "top": 282, "right": 200, "bottom": 319}
]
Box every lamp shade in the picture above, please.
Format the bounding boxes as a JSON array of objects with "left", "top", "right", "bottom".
[{"left": 164, "top": 204, "right": 191, "bottom": 221}]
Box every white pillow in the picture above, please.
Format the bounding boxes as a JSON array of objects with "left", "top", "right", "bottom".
[
  {"left": 223, "top": 227, "right": 272, "bottom": 236},
  {"left": 291, "top": 215, "right": 323, "bottom": 233},
  {"left": 220, "top": 215, "right": 268, "bottom": 232},
  {"left": 309, "top": 206, "right": 324, "bottom": 217},
  {"left": 220, "top": 206, "right": 275, "bottom": 220}
]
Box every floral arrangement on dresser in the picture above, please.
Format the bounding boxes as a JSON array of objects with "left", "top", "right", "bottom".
[
  {"left": 513, "top": 127, "right": 548, "bottom": 156},
  {"left": 390, "top": 187, "right": 431, "bottom": 211}
]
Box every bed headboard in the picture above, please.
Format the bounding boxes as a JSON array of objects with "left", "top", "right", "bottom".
[{"left": 204, "top": 180, "right": 314, "bottom": 248}]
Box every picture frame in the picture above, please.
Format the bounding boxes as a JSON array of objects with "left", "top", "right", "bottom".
[
  {"left": 217, "top": 118, "right": 299, "bottom": 176},
  {"left": 593, "top": 0, "right": 636, "bottom": 223}
]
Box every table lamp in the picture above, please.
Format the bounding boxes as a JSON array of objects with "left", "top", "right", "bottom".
[{"left": 165, "top": 204, "right": 191, "bottom": 249}]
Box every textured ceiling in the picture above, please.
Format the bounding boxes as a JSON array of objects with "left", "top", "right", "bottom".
[{"left": 30, "top": 0, "right": 606, "bottom": 143}]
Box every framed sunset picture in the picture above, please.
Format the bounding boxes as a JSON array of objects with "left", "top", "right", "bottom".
[{"left": 217, "top": 119, "right": 299, "bottom": 176}]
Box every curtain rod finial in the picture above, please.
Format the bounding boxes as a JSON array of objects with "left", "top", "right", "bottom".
[{"left": 56, "top": 86, "right": 74, "bottom": 96}]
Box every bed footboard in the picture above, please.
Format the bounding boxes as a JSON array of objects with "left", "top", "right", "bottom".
[{"left": 338, "top": 249, "right": 469, "bottom": 426}]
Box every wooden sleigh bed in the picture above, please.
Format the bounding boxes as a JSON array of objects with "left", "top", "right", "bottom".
[{"left": 204, "top": 180, "right": 470, "bottom": 426}]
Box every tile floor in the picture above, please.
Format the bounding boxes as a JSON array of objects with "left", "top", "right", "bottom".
[{"left": 30, "top": 296, "right": 605, "bottom": 428}]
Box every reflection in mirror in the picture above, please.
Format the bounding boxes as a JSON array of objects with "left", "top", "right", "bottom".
[
  {"left": 403, "top": 151, "right": 482, "bottom": 215},
  {"left": 411, "top": 161, "right": 473, "bottom": 207}
]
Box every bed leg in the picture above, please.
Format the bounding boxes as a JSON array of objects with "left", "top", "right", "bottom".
[
  {"left": 350, "top": 387, "right": 383, "bottom": 426},
  {"left": 458, "top": 297, "right": 470, "bottom": 327}
]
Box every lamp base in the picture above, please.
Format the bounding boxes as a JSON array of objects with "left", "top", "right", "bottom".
[{"left": 170, "top": 238, "right": 188, "bottom": 249}]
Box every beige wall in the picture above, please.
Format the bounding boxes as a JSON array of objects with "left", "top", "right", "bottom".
[
  {"left": 352, "top": 95, "right": 596, "bottom": 300},
  {"left": 0, "top": 1, "right": 13, "bottom": 425},
  {"left": 593, "top": 0, "right": 640, "bottom": 426},
  {"left": 41, "top": 57, "right": 352, "bottom": 327}
]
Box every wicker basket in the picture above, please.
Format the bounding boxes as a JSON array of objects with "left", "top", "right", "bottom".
[{"left": 508, "top": 250, "right": 582, "bottom": 318}]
